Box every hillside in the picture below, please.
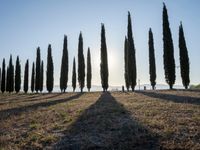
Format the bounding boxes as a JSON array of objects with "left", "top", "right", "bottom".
[{"left": 0, "top": 90, "right": 199, "bottom": 149}]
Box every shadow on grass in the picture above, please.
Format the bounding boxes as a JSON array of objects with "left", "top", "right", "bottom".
[
  {"left": 0, "top": 93, "right": 63, "bottom": 105},
  {"left": 0, "top": 93, "right": 83, "bottom": 121},
  {"left": 137, "top": 91, "right": 200, "bottom": 105},
  {"left": 54, "top": 92, "right": 159, "bottom": 150}
]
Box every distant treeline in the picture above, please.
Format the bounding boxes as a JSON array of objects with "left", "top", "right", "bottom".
[{"left": 0, "top": 3, "right": 190, "bottom": 93}]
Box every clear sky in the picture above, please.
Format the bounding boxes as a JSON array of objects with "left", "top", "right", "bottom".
[{"left": 0, "top": 0, "right": 199, "bottom": 88}]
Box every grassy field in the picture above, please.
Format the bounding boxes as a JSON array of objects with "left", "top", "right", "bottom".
[{"left": 0, "top": 90, "right": 199, "bottom": 150}]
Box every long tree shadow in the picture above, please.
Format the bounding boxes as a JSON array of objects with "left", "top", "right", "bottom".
[
  {"left": 0, "top": 93, "right": 63, "bottom": 105},
  {"left": 0, "top": 93, "right": 83, "bottom": 121},
  {"left": 137, "top": 91, "right": 200, "bottom": 105},
  {"left": 54, "top": 92, "right": 159, "bottom": 150}
]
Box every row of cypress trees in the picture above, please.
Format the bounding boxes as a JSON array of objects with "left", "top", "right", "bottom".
[
  {"left": 0, "top": 3, "right": 190, "bottom": 93},
  {"left": 0, "top": 34, "right": 93, "bottom": 93},
  {"left": 124, "top": 3, "right": 190, "bottom": 91}
]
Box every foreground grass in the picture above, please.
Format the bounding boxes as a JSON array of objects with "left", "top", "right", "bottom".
[{"left": 0, "top": 90, "right": 199, "bottom": 149}]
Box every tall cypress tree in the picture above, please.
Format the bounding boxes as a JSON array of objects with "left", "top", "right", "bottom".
[
  {"left": 46, "top": 44, "right": 54, "bottom": 93},
  {"left": 87, "top": 47, "right": 92, "bottom": 92},
  {"left": 78, "top": 32, "right": 85, "bottom": 93},
  {"left": 40, "top": 60, "right": 44, "bottom": 92},
  {"left": 24, "top": 60, "right": 29, "bottom": 93},
  {"left": 8, "top": 55, "right": 14, "bottom": 93},
  {"left": 15, "top": 56, "right": 21, "bottom": 93},
  {"left": 72, "top": 57, "right": 76, "bottom": 92},
  {"left": 148, "top": 28, "right": 156, "bottom": 90},
  {"left": 179, "top": 23, "right": 190, "bottom": 89},
  {"left": 35, "top": 47, "right": 41, "bottom": 92},
  {"left": 60, "top": 35, "right": 69, "bottom": 92},
  {"left": 100, "top": 24, "right": 109, "bottom": 92},
  {"left": 127, "top": 12, "right": 137, "bottom": 91},
  {"left": 31, "top": 62, "right": 35, "bottom": 93},
  {"left": 6, "top": 66, "right": 9, "bottom": 92},
  {"left": 1, "top": 59, "right": 6, "bottom": 93},
  {"left": 124, "top": 36, "right": 129, "bottom": 91},
  {"left": 163, "top": 3, "right": 176, "bottom": 89}
]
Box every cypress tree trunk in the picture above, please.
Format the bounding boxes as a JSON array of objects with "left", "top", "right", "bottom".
[
  {"left": 72, "top": 57, "right": 76, "bottom": 92},
  {"left": 31, "top": 62, "right": 35, "bottom": 93},
  {"left": 46, "top": 44, "right": 54, "bottom": 93},
  {"left": 1, "top": 59, "right": 6, "bottom": 93},
  {"left": 127, "top": 12, "right": 137, "bottom": 92},
  {"left": 124, "top": 36, "right": 129, "bottom": 91},
  {"left": 78, "top": 32, "right": 85, "bottom": 93},
  {"left": 87, "top": 47, "right": 92, "bottom": 92},
  {"left": 60, "top": 35, "right": 68, "bottom": 92},
  {"left": 15, "top": 56, "right": 21, "bottom": 93},
  {"left": 148, "top": 28, "right": 156, "bottom": 90},
  {"left": 40, "top": 61, "right": 44, "bottom": 92},
  {"left": 179, "top": 23, "right": 190, "bottom": 89},
  {"left": 24, "top": 60, "right": 29, "bottom": 93},
  {"left": 35, "top": 47, "right": 41, "bottom": 92},
  {"left": 100, "top": 24, "right": 109, "bottom": 92},
  {"left": 163, "top": 3, "right": 176, "bottom": 89}
]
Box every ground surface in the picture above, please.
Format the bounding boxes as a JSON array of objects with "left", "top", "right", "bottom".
[{"left": 0, "top": 90, "right": 199, "bottom": 150}]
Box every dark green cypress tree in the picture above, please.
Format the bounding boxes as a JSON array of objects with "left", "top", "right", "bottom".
[
  {"left": 163, "top": 3, "right": 176, "bottom": 89},
  {"left": 6, "top": 66, "right": 9, "bottom": 92},
  {"left": 35, "top": 47, "right": 41, "bottom": 92},
  {"left": 8, "top": 55, "right": 14, "bottom": 93},
  {"left": 1, "top": 59, "right": 6, "bottom": 93},
  {"left": 124, "top": 36, "right": 129, "bottom": 91},
  {"left": 31, "top": 62, "right": 35, "bottom": 93},
  {"left": 148, "top": 28, "right": 156, "bottom": 90},
  {"left": 40, "top": 61, "right": 44, "bottom": 92},
  {"left": 127, "top": 12, "right": 137, "bottom": 91},
  {"left": 87, "top": 47, "right": 92, "bottom": 92},
  {"left": 60, "top": 35, "right": 69, "bottom": 92},
  {"left": 78, "top": 32, "right": 85, "bottom": 93},
  {"left": 100, "top": 24, "right": 109, "bottom": 92},
  {"left": 46, "top": 44, "right": 54, "bottom": 93},
  {"left": 72, "top": 57, "right": 76, "bottom": 92},
  {"left": 15, "top": 56, "right": 21, "bottom": 93},
  {"left": 179, "top": 22, "right": 190, "bottom": 89},
  {"left": 24, "top": 60, "right": 29, "bottom": 93}
]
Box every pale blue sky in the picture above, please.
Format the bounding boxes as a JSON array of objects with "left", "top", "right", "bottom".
[{"left": 0, "top": 0, "right": 199, "bottom": 87}]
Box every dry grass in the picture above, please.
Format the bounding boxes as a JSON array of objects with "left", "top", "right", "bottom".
[{"left": 0, "top": 90, "right": 199, "bottom": 149}]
